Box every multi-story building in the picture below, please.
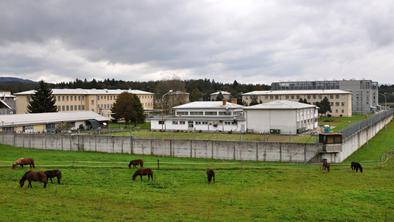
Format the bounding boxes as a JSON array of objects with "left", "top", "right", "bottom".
[
  {"left": 210, "top": 91, "right": 231, "bottom": 101},
  {"left": 0, "top": 91, "right": 15, "bottom": 115},
  {"left": 242, "top": 90, "right": 352, "bottom": 117},
  {"left": 15, "top": 89, "right": 154, "bottom": 117},
  {"left": 271, "top": 80, "right": 378, "bottom": 114}
]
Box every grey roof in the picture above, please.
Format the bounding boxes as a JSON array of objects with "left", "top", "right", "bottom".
[
  {"left": 173, "top": 101, "right": 243, "bottom": 109},
  {"left": 0, "top": 111, "right": 109, "bottom": 127},
  {"left": 15, "top": 88, "right": 153, "bottom": 95},
  {"left": 242, "top": 89, "right": 351, "bottom": 95},
  {"left": 244, "top": 100, "right": 317, "bottom": 110},
  {"left": 210, "top": 91, "right": 231, "bottom": 95}
]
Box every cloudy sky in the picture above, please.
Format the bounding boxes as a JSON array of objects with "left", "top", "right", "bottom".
[{"left": 0, "top": 0, "right": 393, "bottom": 84}]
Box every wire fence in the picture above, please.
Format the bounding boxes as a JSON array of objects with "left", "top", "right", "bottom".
[{"left": 340, "top": 109, "right": 394, "bottom": 138}]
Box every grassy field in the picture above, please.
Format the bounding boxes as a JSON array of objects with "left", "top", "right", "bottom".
[
  {"left": 1, "top": 121, "right": 393, "bottom": 221},
  {"left": 319, "top": 114, "right": 370, "bottom": 132}
]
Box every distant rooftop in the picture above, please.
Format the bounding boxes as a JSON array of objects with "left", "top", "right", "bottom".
[
  {"left": 210, "top": 91, "right": 231, "bottom": 95},
  {"left": 244, "top": 100, "right": 316, "bottom": 110},
  {"left": 174, "top": 101, "right": 243, "bottom": 109},
  {"left": 0, "top": 111, "right": 109, "bottom": 127},
  {"left": 15, "top": 88, "right": 153, "bottom": 95},
  {"left": 243, "top": 89, "right": 351, "bottom": 95}
]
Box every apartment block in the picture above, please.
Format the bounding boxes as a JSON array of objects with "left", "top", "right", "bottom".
[
  {"left": 271, "top": 80, "right": 378, "bottom": 114},
  {"left": 15, "top": 89, "right": 154, "bottom": 117},
  {"left": 242, "top": 90, "right": 352, "bottom": 117}
]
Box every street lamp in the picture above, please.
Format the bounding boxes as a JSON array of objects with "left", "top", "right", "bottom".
[{"left": 379, "top": 93, "right": 387, "bottom": 110}]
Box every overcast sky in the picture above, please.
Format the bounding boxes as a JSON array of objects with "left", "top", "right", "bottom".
[{"left": 0, "top": 0, "right": 393, "bottom": 84}]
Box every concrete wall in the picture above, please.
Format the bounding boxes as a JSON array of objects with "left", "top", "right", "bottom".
[
  {"left": 0, "top": 133, "right": 322, "bottom": 163},
  {"left": 322, "top": 115, "right": 393, "bottom": 163}
]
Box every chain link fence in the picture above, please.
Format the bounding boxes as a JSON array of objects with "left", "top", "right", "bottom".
[{"left": 340, "top": 109, "right": 394, "bottom": 138}]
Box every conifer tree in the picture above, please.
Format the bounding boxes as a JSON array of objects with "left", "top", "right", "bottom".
[
  {"left": 27, "top": 80, "right": 57, "bottom": 113},
  {"left": 111, "top": 92, "right": 145, "bottom": 126}
]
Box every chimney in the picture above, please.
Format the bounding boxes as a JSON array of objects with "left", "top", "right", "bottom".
[
  {"left": 222, "top": 99, "right": 227, "bottom": 105},
  {"left": 230, "top": 98, "right": 237, "bottom": 104}
]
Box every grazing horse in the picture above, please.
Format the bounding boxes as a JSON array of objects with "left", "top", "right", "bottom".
[
  {"left": 132, "top": 168, "right": 153, "bottom": 181},
  {"left": 321, "top": 159, "right": 330, "bottom": 172},
  {"left": 207, "top": 169, "right": 215, "bottom": 184},
  {"left": 19, "top": 171, "right": 48, "bottom": 188},
  {"left": 128, "top": 159, "right": 144, "bottom": 168},
  {"left": 44, "top": 170, "right": 62, "bottom": 184},
  {"left": 12, "top": 158, "right": 35, "bottom": 169},
  {"left": 351, "top": 162, "right": 363, "bottom": 173}
]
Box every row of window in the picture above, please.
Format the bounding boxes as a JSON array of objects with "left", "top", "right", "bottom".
[
  {"left": 176, "top": 111, "right": 235, "bottom": 116},
  {"left": 57, "top": 105, "right": 85, "bottom": 111},
  {"left": 246, "top": 94, "right": 343, "bottom": 101},
  {"left": 56, "top": 95, "right": 84, "bottom": 102},
  {"left": 56, "top": 94, "right": 153, "bottom": 102},
  {"left": 164, "top": 121, "right": 237, "bottom": 125}
]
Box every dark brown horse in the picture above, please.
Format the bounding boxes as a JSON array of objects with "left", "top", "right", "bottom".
[
  {"left": 128, "top": 159, "right": 144, "bottom": 168},
  {"left": 321, "top": 159, "right": 330, "bottom": 172},
  {"left": 12, "top": 158, "right": 35, "bottom": 169},
  {"left": 132, "top": 168, "right": 153, "bottom": 181},
  {"left": 207, "top": 169, "right": 215, "bottom": 184},
  {"left": 19, "top": 171, "right": 48, "bottom": 188},
  {"left": 351, "top": 162, "right": 363, "bottom": 173},
  {"left": 44, "top": 170, "right": 62, "bottom": 184}
]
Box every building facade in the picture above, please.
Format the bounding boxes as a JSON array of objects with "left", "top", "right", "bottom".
[
  {"left": 150, "top": 101, "right": 246, "bottom": 132},
  {"left": 0, "top": 91, "right": 16, "bottom": 115},
  {"left": 15, "top": 89, "right": 154, "bottom": 117},
  {"left": 242, "top": 90, "right": 352, "bottom": 117},
  {"left": 244, "top": 100, "right": 318, "bottom": 135},
  {"left": 271, "top": 80, "right": 378, "bottom": 114},
  {"left": 0, "top": 111, "right": 109, "bottom": 133},
  {"left": 210, "top": 91, "right": 231, "bottom": 101}
]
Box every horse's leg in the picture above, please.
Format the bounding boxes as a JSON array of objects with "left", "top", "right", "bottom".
[
  {"left": 28, "top": 180, "right": 32, "bottom": 188},
  {"left": 140, "top": 175, "right": 143, "bottom": 181},
  {"left": 213, "top": 175, "right": 215, "bottom": 183},
  {"left": 50, "top": 177, "right": 54, "bottom": 183},
  {"left": 44, "top": 182, "right": 47, "bottom": 188},
  {"left": 57, "top": 176, "right": 61, "bottom": 184}
]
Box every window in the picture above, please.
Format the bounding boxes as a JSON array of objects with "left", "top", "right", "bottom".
[
  {"left": 342, "top": 109, "right": 344, "bottom": 113},
  {"left": 176, "top": 111, "right": 188, "bottom": 116},
  {"left": 330, "top": 95, "right": 334, "bottom": 99},
  {"left": 179, "top": 121, "right": 185, "bottom": 125},
  {"left": 91, "top": 100, "right": 94, "bottom": 105},
  {"left": 202, "top": 121, "right": 208, "bottom": 125},
  {"left": 172, "top": 121, "right": 178, "bottom": 125},
  {"left": 336, "top": 95, "right": 340, "bottom": 99},
  {"left": 158, "top": 120, "right": 164, "bottom": 125},
  {"left": 335, "top": 102, "right": 340, "bottom": 106},
  {"left": 190, "top": 111, "right": 203, "bottom": 115},
  {"left": 62, "top": 105, "right": 65, "bottom": 111},
  {"left": 205, "top": 111, "right": 217, "bottom": 116},
  {"left": 195, "top": 121, "right": 201, "bottom": 125},
  {"left": 70, "top": 105, "right": 73, "bottom": 111},
  {"left": 219, "top": 111, "right": 231, "bottom": 116},
  {"left": 66, "top": 105, "right": 69, "bottom": 111},
  {"left": 341, "top": 102, "right": 345, "bottom": 106}
]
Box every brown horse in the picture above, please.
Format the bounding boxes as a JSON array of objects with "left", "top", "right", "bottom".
[
  {"left": 132, "top": 168, "right": 153, "bottom": 181},
  {"left": 128, "top": 159, "right": 144, "bottom": 168},
  {"left": 12, "top": 158, "right": 35, "bottom": 169},
  {"left": 19, "top": 171, "right": 48, "bottom": 188},
  {"left": 207, "top": 169, "right": 215, "bottom": 184},
  {"left": 321, "top": 159, "right": 330, "bottom": 172},
  {"left": 44, "top": 170, "right": 62, "bottom": 184}
]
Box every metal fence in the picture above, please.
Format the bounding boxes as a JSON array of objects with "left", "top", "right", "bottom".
[{"left": 341, "top": 109, "right": 394, "bottom": 138}]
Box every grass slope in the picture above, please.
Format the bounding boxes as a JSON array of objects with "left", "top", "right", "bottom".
[{"left": 0, "top": 121, "right": 393, "bottom": 221}]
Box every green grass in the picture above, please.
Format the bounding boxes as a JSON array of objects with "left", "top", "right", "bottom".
[
  {"left": 1, "top": 121, "right": 394, "bottom": 221},
  {"left": 319, "top": 114, "right": 370, "bottom": 132}
]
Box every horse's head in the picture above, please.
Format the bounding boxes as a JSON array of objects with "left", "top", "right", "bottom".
[{"left": 19, "top": 178, "right": 25, "bottom": 187}]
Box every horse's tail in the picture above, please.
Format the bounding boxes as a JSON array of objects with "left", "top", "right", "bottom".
[
  {"left": 140, "top": 160, "right": 144, "bottom": 167},
  {"left": 31, "top": 159, "right": 35, "bottom": 168}
]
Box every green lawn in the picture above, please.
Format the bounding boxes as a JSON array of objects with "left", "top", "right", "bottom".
[
  {"left": 0, "top": 121, "right": 393, "bottom": 221},
  {"left": 319, "top": 114, "right": 370, "bottom": 132}
]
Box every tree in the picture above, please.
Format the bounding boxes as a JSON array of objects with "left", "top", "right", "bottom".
[
  {"left": 249, "top": 95, "right": 259, "bottom": 106},
  {"left": 190, "top": 88, "right": 202, "bottom": 102},
  {"left": 111, "top": 92, "right": 145, "bottom": 126},
  {"left": 216, "top": 92, "right": 224, "bottom": 101},
  {"left": 298, "top": 98, "right": 308, "bottom": 104},
  {"left": 27, "top": 80, "right": 57, "bottom": 113},
  {"left": 317, "top": 97, "right": 332, "bottom": 116}
]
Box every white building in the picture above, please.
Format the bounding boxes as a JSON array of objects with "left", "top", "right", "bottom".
[
  {"left": 150, "top": 101, "right": 246, "bottom": 132},
  {"left": 244, "top": 100, "right": 318, "bottom": 135},
  {"left": 0, "top": 111, "right": 109, "bottom": 133}
]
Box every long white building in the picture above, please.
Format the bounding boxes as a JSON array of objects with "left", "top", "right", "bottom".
[
  {"left": 244, "top": 100, "right": 318, "bottom": 134},
  {"left": 150, "top": 101, "right": 246, "bottom": 132}
]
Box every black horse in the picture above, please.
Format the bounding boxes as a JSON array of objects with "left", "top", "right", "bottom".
[
  {"left": 44, "top": 170, "right": 62, "bottom": 184},
  {"left": 321, "top": 159, "right": 330, "bottom": 172},
  {"left": 207, "top": 169, "right": 215, "bottom": 184},
  {"left": 351, "top": 162, "right": 363, "bottom": 173}
]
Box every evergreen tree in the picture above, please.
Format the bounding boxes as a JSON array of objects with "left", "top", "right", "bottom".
[
  {"left": 317, "top": 97, "right": 332, "bottom": 116},
  {"left": 216, "top": 92, "right": 224, "bottom": 101},
  {"left": 190, "top": 88, "right": 202, "bottom": 102},
  {"left": 27, "top": 80, "right": 57, "bottom": 113},
  {"left": 111, "top": 92, "right": 145, "bottom": 126}
]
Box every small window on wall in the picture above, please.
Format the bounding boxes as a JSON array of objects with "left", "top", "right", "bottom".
[
  {"left": 158, "top": 120, "right": 165, "bottom": 125},
  {"left": 172, "top": 121, "right": 178, "bottom": 125},
  {"left": 179, "top": 121, "right": 186, "bottom": 125}
]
